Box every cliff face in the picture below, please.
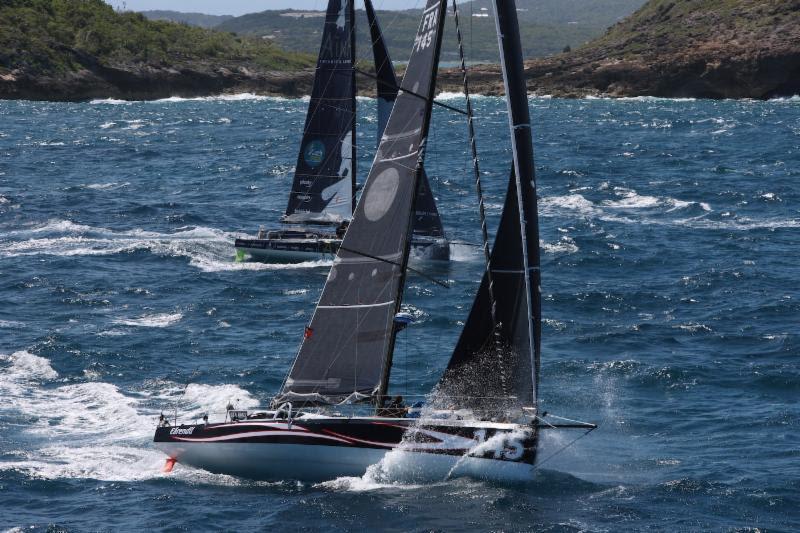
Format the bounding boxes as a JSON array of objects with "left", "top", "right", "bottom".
[
  {"left": 522, "top": 0, "right": 800, "bottom": 98},
  {"left": 0, "top": 55, "right": 314, "bottom": 102}
]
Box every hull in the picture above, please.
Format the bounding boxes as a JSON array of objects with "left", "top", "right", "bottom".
[
  {"left": 154, "top": 416, "right": 536, "bottom": 483},
  {"left": 235, "top": 236, "right": 450, "bottom": 264}
]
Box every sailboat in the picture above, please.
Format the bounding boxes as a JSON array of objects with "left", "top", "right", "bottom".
[
  {"left": 155, "top": 0, "right": 594, "bottom": 483},
  {"left": 234, "top": 0, "right": 449, "bottom": 263}
]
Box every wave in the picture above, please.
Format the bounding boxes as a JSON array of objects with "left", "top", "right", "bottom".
[
  {"left": 0, "top": 220, "right": 333, "bottom": 272},
  {"left": 0, "top": 351, "right": 261, "bottom": 482},
  {"left": 541, "top": 237, "right": 579, "bottom": 254},
  {"left": 113, "top": 312, "right": 183, "bottom": 328},
  {"left": 89, "top": 93, "right": 306, "bottom": 105}
]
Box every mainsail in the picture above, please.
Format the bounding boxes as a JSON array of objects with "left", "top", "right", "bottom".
[
  {"left": 364, "top": 0, "right": 446, "bottom": 240},
  {"left": 284, "top": 0, "right": 356, "bottom": 225},
  {"left": 277, "top": 0, "right": 447, "bottom": 405},
  {"left": 441, "top": 0, "right": 542, "bottom": 409}
]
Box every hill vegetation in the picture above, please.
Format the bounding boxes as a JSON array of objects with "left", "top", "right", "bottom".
[
  {"left": 138, "top": 10, "right": 233, "bottom": 29},
  {"left": 209, "top": 0, "right": 647, "bottom": 63},
  {"left": 0, "top": 0, "right": 311, "bottom": 76}
]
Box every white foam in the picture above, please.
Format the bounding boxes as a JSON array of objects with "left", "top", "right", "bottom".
[
  {"left": 436, "top": 91, "right": 466, "bottom": 100},
  {"left": 0, "top": 352, "right": 260, "bottom": 482},
  {"left": 113, "top": 312, "right": 183, "bottom": 328},
  {"left": 0, "top": 221, "right": 334, "bottom": 272},
  {"left": 541, "top": 237, "right": 579, "bottom": 254},
  {"left": 89, "top": 98, "right": 130, "bottom": 105},
  {"left": 84, "top": 182, "right": 130, "bottom": 190},
  {"left": 0, "top": 351, "right": 58, "bottom": 383},
  {"left": 603, "top": 190, "right": 661, "bottom": 209},
  {"left": 283, "top": 288, "right": 309, "bottom": 296},
  {"left": 449, "top": 242, "right": 481, "bottom": 262},
  {"left": 540, "top": 194, "right": 599, "bottom": 216}
]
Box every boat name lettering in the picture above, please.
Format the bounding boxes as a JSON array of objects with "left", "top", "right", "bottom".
[{"left": 170, "top": 427, "right": 195, "bottom": 436}]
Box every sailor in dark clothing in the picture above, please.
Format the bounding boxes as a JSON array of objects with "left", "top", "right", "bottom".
[
  {"left": 335, "top": 220, "right": 350, "bottom": 238},
  {"left": 378, "top": 395, "right": 407, "bottom": 418}
]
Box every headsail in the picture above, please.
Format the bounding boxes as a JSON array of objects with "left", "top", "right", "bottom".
[
  {"left": 277, "top": 0, "right": 447, "bottom": 406},
  {"left": 284, "top": 0, "right": 356, "bottom": 225},
  {"left": 440, "top": 0, "right": 542, "bottom": 411},
  {"left": 364, "top": 0, "right": 446, "bottom": 240}
]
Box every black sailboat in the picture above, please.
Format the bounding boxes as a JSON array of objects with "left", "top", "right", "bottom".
[
  {"left": 156, "top": 0, "right": 593, "bottom": 483},
  {"left": 234, "top": 0, "right": 449, "bottom": 263}
]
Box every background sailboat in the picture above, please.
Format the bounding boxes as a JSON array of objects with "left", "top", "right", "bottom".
[
  {"left": 155, "top": 0, "right": 594, "bottom": 483},
  {"left": 234, "top": 0, "right": 449, "bottom": 263}
]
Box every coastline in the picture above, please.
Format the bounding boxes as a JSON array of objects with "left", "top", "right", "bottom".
[{"left": 2, "top": 53, "right": 798, "bottom": 102}]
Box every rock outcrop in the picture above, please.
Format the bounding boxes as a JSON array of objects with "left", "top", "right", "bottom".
[{"left": 521, "top": 0, "right": 800, "bottom": 99}]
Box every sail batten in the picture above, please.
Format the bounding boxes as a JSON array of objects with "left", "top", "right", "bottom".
[
  {"left": 277, "top": 0, "right": 448, "bottom": 406},
  {"left": 284, "top": 0, "right": 356, "bottom": 225}
]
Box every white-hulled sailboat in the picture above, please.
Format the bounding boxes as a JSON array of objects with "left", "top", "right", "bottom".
[
  {"left": 157, "top": 0, "right": 594, "bottom": 483},
  {"left": 234, "top": 0, "right": 449, "bottom": 263}
]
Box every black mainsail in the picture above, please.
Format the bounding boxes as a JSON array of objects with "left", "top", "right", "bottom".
[
  {"left": 364, "top": 0, "right": 446, "bottom": 242},
  {"left": 284, "top": 0, "right": 356, "bottom": 224},
  {"left": 277, "top": 0, "right": 447, "bottom": 405},
  {"left": 440, "top": 0, "right": 542, "bottom": 411}
]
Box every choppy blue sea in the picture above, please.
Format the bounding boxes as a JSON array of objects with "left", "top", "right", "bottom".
[{"left": 0, "top": 93, "right": 798, "bottom": 531}]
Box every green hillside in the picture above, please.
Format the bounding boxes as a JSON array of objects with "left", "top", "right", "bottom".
[
  {"left": 0, "top": 0, "right": 312, "bottom": 77},
  {"left": 214, "top": 0, "right": 647, "bottom": 63},
  {"left": 139, "top": 10, "right": 233, "bottom": 29}
]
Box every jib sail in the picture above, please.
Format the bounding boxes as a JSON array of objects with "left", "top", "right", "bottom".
[{"left": 440, "top": 0, "right": 541, "bottom": 411}]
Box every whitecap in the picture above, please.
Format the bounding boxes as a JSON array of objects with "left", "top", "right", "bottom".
[
  {"left": 541, "top": 237, "right": 579, "bottom": 254},
  {"left": 89, "top": 98, "right": 130, "bottom": 104},
  {"left": 113, "top": 312, "right": 183, "bottom": 328},
  {"left": 0, "top": 358, "right": 260, "bottom": 483},
  {"left": 540, "top": 194, "right": 599, "bottom": 216},
  {"left": 0, "top": 350, "right": 59, "bottom": 382},
  {"left": 603, "top": 190, "right": 661, "bottom": 209},
  {"left": 84, "top": 182, "right": 130, "bottom": 190},
  {"left": 283, "top": 288, "right": 309, "bottom": 296}
]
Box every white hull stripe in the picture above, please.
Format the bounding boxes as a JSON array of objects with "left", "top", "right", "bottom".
[{"left": 174, "top": 430, "right": 351, "bottom": 444}]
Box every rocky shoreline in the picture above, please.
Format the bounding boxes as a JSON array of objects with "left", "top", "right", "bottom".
[{"left": 2, "top": 53, "right": 797, "bottom": 103}]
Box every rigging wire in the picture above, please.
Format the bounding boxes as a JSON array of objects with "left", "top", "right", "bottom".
[{"left": 451, "top": 0, "right": 509, "bottom": 396}]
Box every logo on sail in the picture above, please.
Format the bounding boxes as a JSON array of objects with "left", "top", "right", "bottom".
[{"left": 304, "top": 140, "right": 326, "bottom": 168}]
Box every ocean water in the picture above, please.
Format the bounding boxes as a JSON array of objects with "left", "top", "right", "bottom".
[{"left": 0, "top": 93, "right": 798, "bottom": 531}]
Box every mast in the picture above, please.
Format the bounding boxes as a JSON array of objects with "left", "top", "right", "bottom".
[
  {"left": 348, "top": 0, "right": 357, "bottom": 214},
  {"left": 493, "top": 0, "right": 542, "bottom": 404},
  {"left": 276, "top": 0, "right": 448, "bottom": 407},
  {"left": 284, "top": 0, "right": 356, "bottom": 225}
]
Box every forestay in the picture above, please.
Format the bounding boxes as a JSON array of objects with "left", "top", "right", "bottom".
[
  {"left": 364, "top": 0, "right": 446, "bottom": 240},
  {"left": 284, "top": 0, "right": 356, "bottom": 225},
  {"left": 277, "top": 0, "right": 447, "bottom": 405},
  {"left": 440, "top": 0, "right": 542, "bottom": 411}
]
